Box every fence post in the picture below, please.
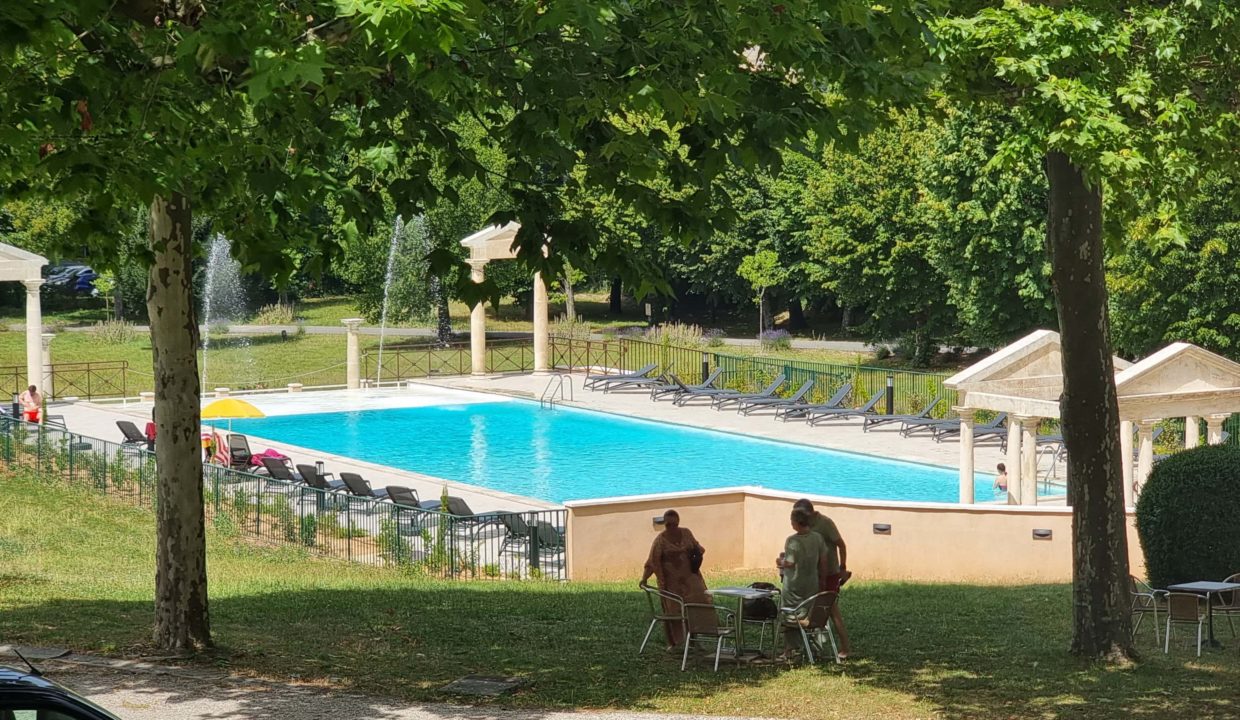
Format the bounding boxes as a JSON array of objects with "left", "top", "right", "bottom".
[{"left": 529, "top": 516, "right": 540, "bottom": 571}]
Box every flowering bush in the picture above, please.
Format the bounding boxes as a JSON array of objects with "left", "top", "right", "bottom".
[{"left": 759, "top": 329, "right": 792, "bottom": 351}]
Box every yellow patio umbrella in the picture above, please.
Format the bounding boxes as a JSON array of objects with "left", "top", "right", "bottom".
[{"left": 201, "top": 398, "right": 265, "bottom": 432}]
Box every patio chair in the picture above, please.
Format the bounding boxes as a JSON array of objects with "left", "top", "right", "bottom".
[
  {"left": 736, "top": 379, "right": 815, "bottom": 416},
  {"left": 775, "top": 382, "right": 852, "bottom": 422},
  {"left": 650, "top": 368, "right": 724, "bottom": 402},
  {"left": 863, "top": 394, "right": 942, "bottom": 433},
  {"left": 227, "top": 433, "right": 254, "bottom": 470},
  {"left": 385, "top": 485, "right": 441, "bottom": 510},
  {"left": 778, "top": 591, "right": 840, "bottom": 664},
  {"left": 117, "top": 420, "right": 146, "bottom": 446},
  {"left": 1213, "top": 572, "right": 1240, "bottom": 637},
  {"left": 639, "top": 585, "right": 686, "bottom": 655},
  {"left": 1164, "top": 592, "right": 1208, "bottom": 657},
  {"left": 584, "top": 363, "right": 659, "bottom": 392},
  {"left": 339, "top": 471, "right": 389, "bottom": 499},
  {"left": 712, "top": 374, "right": 787, "bottom": 410},
  {"left": 681, "top": 602, "right": 738, "bottom": 672},
  {"left": 672, "top": 375, "right": 747, "bottom": 407},
  {"left": 261, "top": 456, "right": 302, "bottom": 483},
  {"left": 1129, "top": 575, "right": 1168, "bottom": 643},
  {"left": 805, "top": 389, "right": 886, "bottom": 426}
]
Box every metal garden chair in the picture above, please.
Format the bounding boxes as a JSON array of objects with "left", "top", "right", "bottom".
[
  {"left": 778, "top": 591, "right": 840, "bottom": 664},
  {"left": 1129, "top": 575, "right": 1168, "bottom": 643},
  {"left": 1164, "top": 592, "right": 1208, "bottom": 657}
]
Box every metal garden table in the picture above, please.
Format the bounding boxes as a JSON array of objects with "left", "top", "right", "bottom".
[{"left": 1166, "top": 580, "right": 1240, "bottom": 647}]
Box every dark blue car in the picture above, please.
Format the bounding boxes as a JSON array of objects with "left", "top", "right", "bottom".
[{"left": 0, "top": 665, "right": 121, "bottom": 720}]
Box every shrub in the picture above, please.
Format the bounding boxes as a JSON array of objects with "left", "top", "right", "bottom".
[
  {"left": 1135, "top": 443, "right": 1240, "bottom": 587},
  {"left": 873, "top": 345, "right": 892, "bottom": 360},
  {"left": 704, "top": 328, "right": 726, "bottom": 347},
  {"left": 253, "top": 303, "right": 296, "bottom": 325},
  {"left": 758, "top": 329, "right": 792, "bottom": 351},
  {"left": 645, "top": 321, "right": 704, "bottom": 348},
  {"left": 92, "top": 319, "right": 139, "bottom": 345},
  {"left": 550, "top": 314, "right": 593, "bottom": 340}
]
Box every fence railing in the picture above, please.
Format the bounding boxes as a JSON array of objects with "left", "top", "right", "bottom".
[
  {"left": 362, "top": 339, "right": 536, "bottom": 383},
  {"left": 0, "top": 416, "right": 566, "bottom": 580},
  {"left": 548, "top": 336, "right": 957, "bottom": 417},
  {"left": 0, "top": 361, "right": 128, "bottom": 401}
]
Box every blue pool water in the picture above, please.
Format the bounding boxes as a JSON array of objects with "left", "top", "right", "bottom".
[{"left": 228, "top": 400, "right": 1016, "bottom": 504}]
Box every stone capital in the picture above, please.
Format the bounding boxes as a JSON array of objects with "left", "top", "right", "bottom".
[
  {"left": 1135, "top": 418, "right": 1157, "bottom": 431},
  {"left": 1206, "top": 413, "right": 1232, "bottom": 423},
  {"left": 340, "top": 318, "right": 363, "bottom": 332},
  {"left": 951, "top": 406, "right": 976, "bottom": 421},
  {"left": 40, "top": 333, "right": 54, "bottom": 351},
  {"left": 22, "top": 278, "right": 44, "bottom": 293}
]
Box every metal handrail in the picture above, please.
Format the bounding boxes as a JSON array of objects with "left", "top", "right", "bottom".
[{"left": 539, "top": 374, "right": 573, "bottom": 410}]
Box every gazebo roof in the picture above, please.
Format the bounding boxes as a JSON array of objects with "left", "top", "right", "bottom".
[
  {"left": 947, "top": 330, "right": 1240, "bottom": 420},
  {"left": 0, "top": 242, "right": 47, "bottom": 282},
  {"left": 460, "top": 223, "right": 521, "bottom": 263}
]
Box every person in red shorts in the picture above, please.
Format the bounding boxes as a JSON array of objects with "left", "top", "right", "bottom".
[
  {"left": 793, "top": 498, "right": 852, "bottom": 660},
  {"left": 18, "top": 384, "right": 41, "bottom": 423}
]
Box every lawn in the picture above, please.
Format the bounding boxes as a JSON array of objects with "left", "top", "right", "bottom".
[{"left": 0, "top": 471, "right": 1236, "bottom": 719}]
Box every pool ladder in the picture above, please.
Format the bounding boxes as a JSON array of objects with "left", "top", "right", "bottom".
[{"left": 540, "top": 374, "right": 574, "bottom": 410}]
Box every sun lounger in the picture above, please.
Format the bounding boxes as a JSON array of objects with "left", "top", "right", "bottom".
[
  {"left": 672, "top": 375, "right": 748, "bottom": 406},
  {"left": 498, "top": 512, "right": 566, "bottom": 555},
  {"left": 736, "top": 380, "right": 815, "bottom": 416},
  {"left": 227, "top": 433, "right": 254, "bottom": 470},
  {"left": 339, "top": 471, "right": 392, "bottom": 500},
  {"left": 117, "top": 420, "right": 146, "bottom": 446},
  {"left": 261, "top": 456, "right": 302, "bottom": 482},
  {"left": 385, "top": 485, "right": 441, "bottom": 510},
  {"left": 713, "top": 374, "right": 787, "bottom": 410},
  {"left": 775, "top": 383, "right": 853, "bottom": 422},
  {"left": 584, "top": 363, "right": 659, "bottom": 392},
  {"left": 650, "top": 368, "right": 724, "bottom": 402},
  {"left": 863, "top": 395, "right": 942, "bottom": 433},
  {"left": 805, "top": 389, "right": 886, "bottom": 426},
  {"left": 932, "top": 412, "right": 1008, "bottom": 442},
  {"left": 295, "top": 463, "right": 347, "bottom": 493}
]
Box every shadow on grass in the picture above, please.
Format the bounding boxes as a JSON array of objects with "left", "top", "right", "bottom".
[{"left": 2, "top": 582, "right": 1238, "bottom": 719}]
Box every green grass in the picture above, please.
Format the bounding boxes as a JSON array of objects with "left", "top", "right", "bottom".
[{"left": 0, "top": 471, "right": 1237, "bottom": 718}]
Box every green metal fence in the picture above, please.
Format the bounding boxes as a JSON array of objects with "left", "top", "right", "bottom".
[{"left": 0, "top": 416, "right": 566, "bottom": 580}]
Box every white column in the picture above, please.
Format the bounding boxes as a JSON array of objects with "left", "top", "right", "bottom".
[
  {"left": 342, "top": 318, "right": 362, "bottom": 390},
  {"left": 1120, "top": 420, "right": 1134, "bottom": 507},
  {"left": 1136, "top": 419, "right": 1155, "bottom": 493},
  {"left": 1185, "top": 416, "right": 1200, "bottom": 449},
  {"left": 23, "top": 279, "right": 43, "bottom": 391},
  {"left": 40, "top": 333, "right": 54, "bottom": 400},
  {"left": 533, "top": 270, "right": 550, "bottom": 375},
  {"left": 469, "top": 260, "right": 487, "bottom": 376},
  {"left": 957, "top": 407, "right": 976, "bottom": 504},
  {"left": 1021, "top": 416, "right": 1039, "bottom": 506},
  {"left": 1006, "top": 415, "right": 1024, "bottom": 505},
  {"left": 1206, "top": 414, "right": 1228, "bottom": 444}
]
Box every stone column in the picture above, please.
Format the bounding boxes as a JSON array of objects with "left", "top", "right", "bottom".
[
  {"left": 1120, "top": 419, "right": 1134, "bottom": 507},
  {"left": 1021, "top": 416, "right": 1039, "bottom": 506},
  {"left": 956, "top": 407, "right": 976, "bottom": 504},
  {"left": 532, "top": 270, "right": 549, "bottom": 375},
  {"left": 1135, "top": 419, "right": 1155, "bottom": 493},
  {"left": 1206, "top": 414, "right": 1228, "bottom": 445},
  {"left": 23, "top": 279, "right": 43, "bottom": 391},
  {"left": 342, "top": 318, "right": 362, "bottom": 390},
  {"left": 1006, "top": 415, "right": 1024, "bottom": 504},
  {"left": 1184, "top": 416, "right": 1200, "bottom": 449},
  {"left": 469, "top": 260, "right": 487, "bottom": 376},
  {"left": 40, "top": 333, "right": 54, "bottom": 399}
]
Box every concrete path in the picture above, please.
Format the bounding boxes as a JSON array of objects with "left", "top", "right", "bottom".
[{"left": 28, "top": 658, "right": 780, "bottom": 720}]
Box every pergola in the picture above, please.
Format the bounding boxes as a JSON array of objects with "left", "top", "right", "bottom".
[
  {"left": 0, "top": 242, "right": 48, "bottom": 391},
  {"left": 460, "top": 223, "right": 551, "bottom": 375},
  {"left": 945, "top": 329, "right": 1240, "bottom": 507}
]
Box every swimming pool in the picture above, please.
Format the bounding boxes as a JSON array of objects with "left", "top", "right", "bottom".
[{"left": 227, "top": 397, "right": 1036, "bottom": 504}]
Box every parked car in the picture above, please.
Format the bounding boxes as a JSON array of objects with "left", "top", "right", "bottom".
[{"left": 0, "top": 663, "right": 122, "bottom": 720}]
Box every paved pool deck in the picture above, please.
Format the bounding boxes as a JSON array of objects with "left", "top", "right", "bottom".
[{"left": 58, "top": 374, "right": 1063, "bottom": 511}]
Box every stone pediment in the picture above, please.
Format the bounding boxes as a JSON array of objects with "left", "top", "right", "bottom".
[
  {"left": 945, "top": 330, "right": 1131, "bottom": 394},
  {"left": 460, "top": 223, "right": 521, "bottom": 262},
  {"left": 0, "top": 242, "right": 48, "bottom": 282},
  {"left": 1116, "top": 343, "right": 1240, "bottom": 398}
]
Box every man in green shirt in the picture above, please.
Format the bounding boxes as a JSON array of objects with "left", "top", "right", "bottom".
[
  {"left": 777, "top": 507, "right": 829, "bottom": 657},
  {"left": 794, "top": 498, "right": 852, "bottom": 659}
]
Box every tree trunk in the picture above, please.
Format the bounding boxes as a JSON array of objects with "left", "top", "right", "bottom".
[
  {"left": 113, "top": 283, "right": 124, "bottom": 320},
  {"left": 1045, "top": 151, "right": 1133, "bottom": 661},
  {"left": 786, "top": 297, "right": 807, "bottom": 331},
  {"left": 434, "top": 278, "right": 452, "bottom": 345},
  {"left": 609, "top": 277, "right": 622, "bottom": 315},
  {"left": 562, "top": 271, "right": 576, "bottom": 322},
  {"left": 147, "top": 192, "right": 211, "bottom": 651},
  {"left": 841, "top": 306, "right": 853, "bottom": 331}
]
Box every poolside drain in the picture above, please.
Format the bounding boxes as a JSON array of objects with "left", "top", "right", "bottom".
[{"left": 440, "top": 675, "right": 525, "bottom": 696}]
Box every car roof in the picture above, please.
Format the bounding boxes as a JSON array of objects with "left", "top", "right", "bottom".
[{"left": 0, "top": 664, "right": 57, "bottom": 689}]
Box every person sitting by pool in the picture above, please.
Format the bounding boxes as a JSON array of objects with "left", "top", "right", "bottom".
[
  {"left": 18, "top": 384, "right": 41, "bottom": 423},
  {"left": 993, "top": 462, "right": 1008, "bottom": 494},
  {"left": 639, "top": 509, "right": 714, "bottom": 649},
  {"left": 144, "top": 409, "right": 157, "bottom": 452},
  {"left": 777, "top": 507, "right": 829, "bottom": 659}
]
